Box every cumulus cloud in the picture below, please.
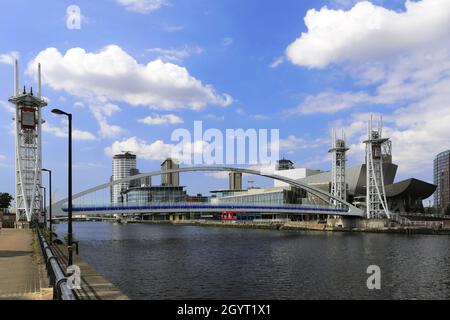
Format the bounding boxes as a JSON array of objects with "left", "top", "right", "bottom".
[
  {"left": 138, "top": 114, "right": 184, "bottom": 125},
  {"left": 27, "top": 45, "right": 232, "bottom": 111},
  {"left": 116, "top": 0, "right": 168, "bottom": 14},
  {"left": 282, "top": 0, "right": 450, "bottom": 178},
  {"left": 286, "top": 0, "right": 450, "bottom": 68},
  {"left": 43, "top": 121, "right": 96, "bottom": 141},
  {"left": 105, "top": 137, "right": 209, "bottom": 163},
  {"left": 0, "top": 51, "right": 19, "bottom": 65}
]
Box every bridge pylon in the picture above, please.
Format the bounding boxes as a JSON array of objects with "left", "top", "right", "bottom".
[
  {"left": 8, "top": 61, "right": 47, "bottom": 223},
  {"left": 329, "top": 129, "right": 349, "bottom": 209},
  {"left": 363, "top": 115, "right": 390, "bottom": 220}
]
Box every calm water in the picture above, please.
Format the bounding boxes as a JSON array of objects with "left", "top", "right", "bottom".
[{"left": 56, "top": 222, "right": 450, "bottom": 300}]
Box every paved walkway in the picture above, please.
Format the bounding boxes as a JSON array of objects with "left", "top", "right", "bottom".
[{"left": 0, "top": 229, "right": 51, "bottom": 300}]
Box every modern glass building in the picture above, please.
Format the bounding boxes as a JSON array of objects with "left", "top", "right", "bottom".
[
  {"left": 217, "top": 187, "right": 305, "bottom": 206},
  {"left": 125, "top": 186, "right": 187, "bottom": 204},
  {"left": 434, "top": 150, "right": 450, "bottom": 210}
]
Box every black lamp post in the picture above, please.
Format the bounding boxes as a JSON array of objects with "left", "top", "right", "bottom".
[
  {"left": 40, "top": 185, "right": 46, "bottom": 227},
  {"left": 51, "top": 108, "right": 73, "bottom": 266},
  {"left": 42, "top": 168, "right": 52, "bottom": 244}
]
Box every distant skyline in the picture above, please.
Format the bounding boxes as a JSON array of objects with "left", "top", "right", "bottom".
[{"left": 1, "top": 0, "right": 450, "bottom": 200}]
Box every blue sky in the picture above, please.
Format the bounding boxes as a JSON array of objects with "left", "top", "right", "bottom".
[{"left": 1, "top": 0, "right": 449, "bottom": 202}]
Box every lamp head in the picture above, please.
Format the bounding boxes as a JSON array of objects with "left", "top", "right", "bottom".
[{"left": 51, "top": 108, "right": 69, "bottom": 116}]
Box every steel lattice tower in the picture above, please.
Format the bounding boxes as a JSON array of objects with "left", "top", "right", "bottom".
[
  {"left": 8, "top": 61, "right": 46, "bottom": 223},
  {"left": 329, "top": 129, "right": 349, "bottom": 208},
  {"left": 363, "top": 116, "right": 390, "bottom": 219}
]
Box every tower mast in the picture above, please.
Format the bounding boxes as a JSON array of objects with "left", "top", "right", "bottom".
[
  {"left": 9, "top": 61, "right": 47, "bottom": 223},
  {"left": 364, "top": 115, "right": 390, "bottom": 219},
  {"left": 329, "top": 128, "right": 349, "bottom": 208}
]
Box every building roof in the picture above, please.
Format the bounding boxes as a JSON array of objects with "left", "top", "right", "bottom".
[
  {"left": 113, "top": 152, "right": 136, "bottom": 160},
  {"left": 385, "top": 178, "right": 436, "bottom": 199},
  {"left": 298, "top": 163, "right": 398, "bottom": 196}
]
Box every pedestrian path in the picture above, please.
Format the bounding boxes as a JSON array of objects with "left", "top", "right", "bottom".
[{"left": 0, "top": 229, "right": 51, "bottom": 300}]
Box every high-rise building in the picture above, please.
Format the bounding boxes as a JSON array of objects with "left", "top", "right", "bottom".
[
  {"left": 161, "top": 158, "right": 179, "bottom": 186},
  {"left": 229, "top": 172, "right": 242, "bottom": 190},
  {"left": 112, "top": 152, "right": 137, "bottom": 203},
  {"left": 277, "top": 158, "right": 294, "bottom": 171},
  {"left": 129, "top": 168, "right": 151, "bottom": 188},
  {"left": 434, "top": 150, "right": 450, "bottom": 210}
]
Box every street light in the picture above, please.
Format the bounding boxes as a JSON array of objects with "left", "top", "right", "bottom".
[
  {"left": 39, "top": 185, "right": 46, "bottom": 227},
  {"left": 51, "top": 108, "right": 73, "bottom": 266},
  {"left": 42, "top": 168, "right": 52, "bottom": 244}
]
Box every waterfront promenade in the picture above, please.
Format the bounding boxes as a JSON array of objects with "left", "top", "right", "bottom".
[{"left": 0, "top": 229, "right": 51, "bottom": 299}]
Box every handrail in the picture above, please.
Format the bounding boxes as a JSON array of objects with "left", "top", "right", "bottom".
[{"left": 37, "top": 228, "right": 77, "bottom": 300}]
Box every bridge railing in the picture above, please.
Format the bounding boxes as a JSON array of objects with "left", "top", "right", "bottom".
[
  {"left": 37, "top": 228, "right": 77, "bottom": 300},
  {"left": 63, "top": 202, "right": 349, "bottom": 214}
]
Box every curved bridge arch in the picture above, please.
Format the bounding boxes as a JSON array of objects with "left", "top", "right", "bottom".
[{"left": 52, "top": 166, "right": 364, "bottom": 217}]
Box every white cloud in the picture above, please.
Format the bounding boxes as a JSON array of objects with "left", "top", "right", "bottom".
[
  {"left": 87, "top": 101, "right": 125, "bottom": 138},
  {"left": 286, "top": 0, "right": 450, "bottom": 68},
  {"left": 105, "top": 137, "right": 209, "bottom": 162},
  {"left": 146, "top": 46, "right": 203, "bottom": 63},
  {"left": 282, "top": 1, "right": 450, "bottom": 177},
  {"left": 27, "top": 45, "right": 233, "bottom": 111},
  {"left": 0, "top": 154, "right": 6, "bottom": 161},
  {"left": 138, "top": 114, "right": 184, "bottom": 125},
  {"left": 279, "top": 135, "right": 327, "bottom": 154},
  {"left": 105, "top": 137, "right": 173, "bottom": 161},
  {"left": 270, "top": 56, "right": 284, "bottom": 69},
  {"left": 116, "top": 0, "right": 168, "bottom": 14},
  {"left": 0, "top": 51, "right": 19, "bottom": 65},
  {"left": 286, "top": 91, "right": 374, "bottom": 115},
  {"left": 43, "top": 121, "right": 96, "bottom": 141}
]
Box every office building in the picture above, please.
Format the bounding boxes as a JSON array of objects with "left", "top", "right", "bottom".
[
  {"left": 161, "top": 158, "right": 179, "bottom": 186},
  {"left": 229, "top": 172, "right": 243, "bottom": 190},
  {"left": 111, "top": 152, "right": 137, "bottom": 204},
  {"left": 434, "top": 150, "right": 450, "bottom": 210}
]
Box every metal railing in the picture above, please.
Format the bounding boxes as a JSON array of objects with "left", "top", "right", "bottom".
[
  {"left": 37, "top": 228, "right": 77, "bottom": 300},
  {"left": 62, "top": 202, "right": 349, "bottom": 214}
]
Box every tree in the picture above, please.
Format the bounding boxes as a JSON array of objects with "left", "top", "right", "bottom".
[{"left": 0, "top": 193, "right": 14, "bottom": 209}]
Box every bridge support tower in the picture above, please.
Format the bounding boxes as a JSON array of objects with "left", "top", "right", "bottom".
[
  {"left": 329, "top": 129, "right": 349, "bottom": 209},
  {"left": 363, "top": 116, "right": 391, "bottom": 219},
  {"left": 8, "top": 61, "right": 47, "bottom": 223}
]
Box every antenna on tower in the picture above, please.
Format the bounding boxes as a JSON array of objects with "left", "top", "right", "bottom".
[
  {"left": 37, "top": 63, "right": 42, "bottom": 99},
  {"left": 14, "top": 60, "right": 19, "bottom": 97}
]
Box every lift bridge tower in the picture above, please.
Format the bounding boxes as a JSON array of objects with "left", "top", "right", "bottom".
[
  {"left": 364, "top": 115, "right": 391, "bottom": 220},
  {"left": 329, "top": 129, "right": 349, "bottom": 208},
  {"left": 8, "top": 61, "right": 46, "bottom": 223}
]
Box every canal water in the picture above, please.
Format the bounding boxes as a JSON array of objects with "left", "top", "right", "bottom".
[{"left": 56, "top": 222, "right": 450, "bottom": 300}]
